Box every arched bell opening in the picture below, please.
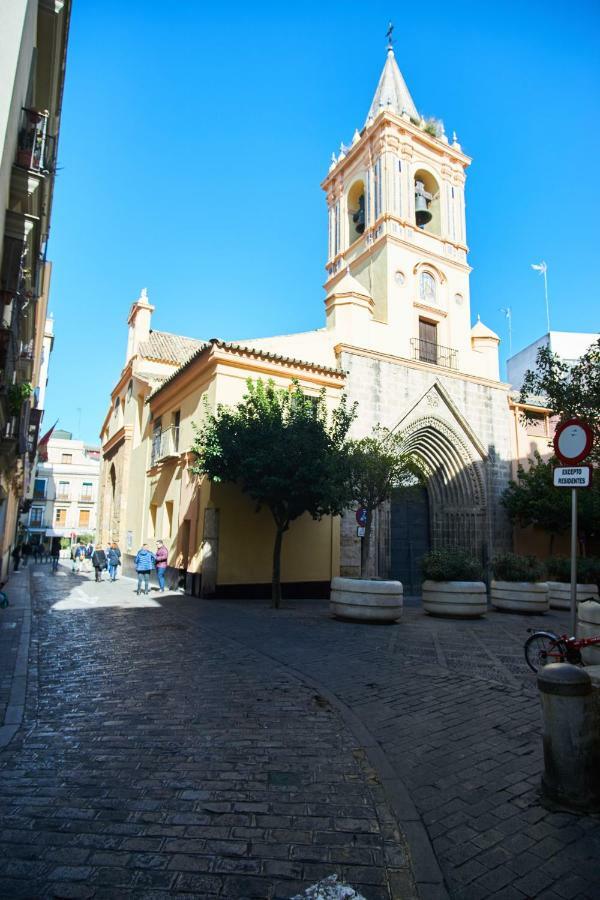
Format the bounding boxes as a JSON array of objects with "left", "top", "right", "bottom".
[
  {"left": 414, "top": 169, "right": 441, "bottom": 235},
  {"left": 347, "top": 179, "right": 365, "bottom": 244}
]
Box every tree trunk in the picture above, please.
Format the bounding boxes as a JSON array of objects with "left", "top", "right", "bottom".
[
  {"left": 272, "top": 525, "right": 285, "bottom": 609},
  {"left": 360, "top": 508, "right": 373, "bottom": 578}
]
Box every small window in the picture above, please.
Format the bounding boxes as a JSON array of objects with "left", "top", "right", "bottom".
[
  {"left": 30, "top": 507, "right": 44, "bottom": 527},
  {"left": 55, "top": 508, "right": 67, "bottom": 526},
  {"left": 419, "top": 272, "right": 437, "bottom": 305},
  {"left": 173, "top": 410, "right": 180, "bottom": 452},
  {"left": 57, "top": 481, "right": 70, "bottom": 500},
  {"left": 526, "top": 412, "right": 547, "bottom": 436},
  {"left": 165, "top": 501, "right": 174, "bottom": 538},
  {"left": 78, "top": 509, "right": 90, "bottom": 528},
  {"left": 61, "top": 453, "right": 72, "bottom": 464},
  {"left": 80, "top": 482, "right": 93, "bottom": 501},
  {"left": 149, "top": 504, "right": 157, "bottom": 539},
  {"left": 418, "top": 318, "right": 438, "bottom": 364},
  {"left": 33, "top": 478, "right": 46, "bottom": 499}
]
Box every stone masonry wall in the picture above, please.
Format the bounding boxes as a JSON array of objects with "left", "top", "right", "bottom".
[{"left": 340, "top": 350, "right": 513, "bottom": 578}]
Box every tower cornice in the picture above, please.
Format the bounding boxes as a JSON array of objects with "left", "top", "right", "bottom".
[{"left": 322, "top": 111, "right": 471, "bottom": 191}]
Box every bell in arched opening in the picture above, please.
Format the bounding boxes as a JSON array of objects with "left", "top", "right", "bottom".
[{"left": 415, "top": 180, "right": 432, "bottom": 228}]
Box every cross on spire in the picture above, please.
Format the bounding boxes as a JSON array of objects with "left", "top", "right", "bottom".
[{"left": 386, "top": 21, "right": 394, "bottom": 49}]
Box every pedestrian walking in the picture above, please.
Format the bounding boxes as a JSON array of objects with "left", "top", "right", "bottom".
[
  {"left": 71, "top": 542, "right": 84, "bottom": 574},
  {"left": 91, "top": 546, "right": 107, "bottom": 583},
  {"left": 33, "top": 543, "right": 42, "bottom": 564},
  {"left": 134, "top": 543, "right": 155, "bottom": 595},
  {"left": 155, "top": 540, "right": 168, "bottom": 592},
  {"left": 11, "top": 544, "right": 21, "bottom": 572},
  {"left": 21, "top": 541, "right": 31, "bottom": 567},
  {"left": 84, "top": 542, "right": 94, "bottom": 573},
  {"left": 107, "top": 542, "right": 121, "bottom": 582},
  {"left": 50, "top": 538, "right": 60, "bottom": 573}
]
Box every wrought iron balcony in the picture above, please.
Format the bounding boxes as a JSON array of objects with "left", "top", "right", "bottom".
[
  {"left": 411, "top": 338, "right": 458, "bottom": 370},
  {"left": 150, "top": 426, "right": 180, "bottom": 467},
  {"left": 15, "top": 109, "right": 53, "bottom": 174}
]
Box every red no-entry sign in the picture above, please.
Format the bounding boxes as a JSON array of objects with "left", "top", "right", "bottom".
[{"left": 553, "top": 418, "right": 594, "bottom": 465}]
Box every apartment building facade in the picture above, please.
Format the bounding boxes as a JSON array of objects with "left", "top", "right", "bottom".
[
  {"left": 0, "top": 0, "right": 71, "bottom": 573},
  {"left": 25, "top": 431, "right": 100, "bottom": 545}
]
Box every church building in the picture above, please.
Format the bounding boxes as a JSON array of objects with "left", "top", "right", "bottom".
[{"left": 98, "top": 42, "right": 513, "bottom": 596}]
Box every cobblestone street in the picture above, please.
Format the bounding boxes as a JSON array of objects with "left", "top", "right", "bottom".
[{"left": 0, "top": 564, "right": 599, "bottom": 899}]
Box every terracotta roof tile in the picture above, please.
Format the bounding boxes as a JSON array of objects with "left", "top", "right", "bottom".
[
  {"left": 148, "top": 338, "right": 344, "bottom": 402},
  {"left": 138, "top": 330, "right": 206, "bottom": 365}
]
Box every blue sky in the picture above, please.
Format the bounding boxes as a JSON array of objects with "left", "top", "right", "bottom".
[{"left": 45, "top": 0, "right": 600, "bottom": 444}]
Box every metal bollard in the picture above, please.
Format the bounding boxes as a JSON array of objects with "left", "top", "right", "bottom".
[{"left": 537, "top": 663, "right": 600, "bottom": 811}]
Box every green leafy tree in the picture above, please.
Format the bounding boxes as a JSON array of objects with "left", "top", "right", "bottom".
[
  {"left": 520, "top": 338, "right": 600, "bottom": 464},
  {"left": 191, "top": 379, "right": 356, "bottom": 608},
  {"left": 346, "top": 427, "right": 422, "bottom": 577},
  {"left": 502, "top": 451, "right": 600, "bottom": 554}
]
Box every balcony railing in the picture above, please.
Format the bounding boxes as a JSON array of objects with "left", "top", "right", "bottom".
[
  {"left": 16, "top": 109, "right": 53, "bottom": 174},
  {"left": 150, "top": 426, "right": 180, "bottom": 466},
  {"left": 79, "top": 494, "right": 94, "bottom": 503},
  {"left": 411, "top": 338, "right": 458, "bottom": 370},
  {"left": 56, "top": 493, "right": 70, "bottom": 502}
]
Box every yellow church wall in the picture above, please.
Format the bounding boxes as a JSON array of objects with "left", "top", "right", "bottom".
[
  {"left": 211, "top": 481, "right": 337, "bottom": 588},
  {"left": 146, "top": 347, "right": 345, "bottom": 592}
]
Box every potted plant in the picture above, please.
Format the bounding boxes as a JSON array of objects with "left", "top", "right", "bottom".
[
  {"left": 421, "top": 548, "right": 487, "bottom": 618},
  {"left": 330, "top": 427, "right": 420, "bottom": 623},
  {"left": 546, "top": 556, "right": 600, "bottom": 610},
  {"left": 7, "top": 381, "right": 32, "bottom": 416},
  {"left": 490, "top": 553, "right": 548, "bottom": 614}
]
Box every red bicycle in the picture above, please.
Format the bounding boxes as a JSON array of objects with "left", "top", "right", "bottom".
[{"left": 524, "top": 598, "right": 600, "bottom": 673}]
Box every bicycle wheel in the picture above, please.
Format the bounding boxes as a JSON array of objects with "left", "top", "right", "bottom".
[{"left": 524, "top": 633, "right": 565, "bottom": 673}]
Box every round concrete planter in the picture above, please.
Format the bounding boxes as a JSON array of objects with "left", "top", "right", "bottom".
[
  {"left": 330, "top": 577, "right": 403, "bottom": 623},
  {"left": 421, "top": 581, "right": 487, "bottom": 618},
  {"left": 548, "top": 582, "right": 599, "bottom": 611},
  {"left": 578, "top": 600, "right": 600, "bottom": 665},
  {"left": 490, "top": 581, "right": 549, "bottom": 614}
]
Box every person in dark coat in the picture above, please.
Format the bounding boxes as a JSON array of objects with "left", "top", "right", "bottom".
[
  {"left": 106, "top": 543, "right": 121, "bottom": 582},
  {"left": 11, "top": 545, "right": 21, "bottom": 572},
  {"left": 91, "top": 546, "right": 107, "bottom": 583},
  {"left": 50, "top": 539, "right": 61, "bottom": 573}
]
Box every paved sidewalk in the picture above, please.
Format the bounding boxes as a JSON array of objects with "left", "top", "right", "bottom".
[
  {"left": 0, "top": 564, "right": 33, "bottom": 747},
  {"left": 178, "top": 596, "right": 600, "bottom": 900},
  {"left": 0, "top": 564, "right": 417, "bottom": 899},
  {"left": 1, "top": 563, "right": 599, "bottom": 899}
]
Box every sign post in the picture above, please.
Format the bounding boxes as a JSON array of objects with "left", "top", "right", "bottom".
[{"left": 553, "top": 419, "right": 594, "bottom": 637}]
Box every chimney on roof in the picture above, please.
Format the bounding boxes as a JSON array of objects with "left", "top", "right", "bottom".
[{"left": 126, "top": 288, "right": 155, "bottom": 364}]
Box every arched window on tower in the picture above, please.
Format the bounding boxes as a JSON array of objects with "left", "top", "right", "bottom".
[
  {"left": 414, "top": 169, "right": 441, "bottom": 236},
  {"left": 347, "top": 180, "right": 365, "bottom": 245},
  {"left": 419, "top": 271, "right": 437, "bottom": 305}
]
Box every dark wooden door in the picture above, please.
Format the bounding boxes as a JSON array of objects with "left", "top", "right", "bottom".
[
  {"left": 419, "top": 318, "right": 437, "bottom": 364},
  {"left": 390, "top": 486, "right": 430, "bottom": 595}
]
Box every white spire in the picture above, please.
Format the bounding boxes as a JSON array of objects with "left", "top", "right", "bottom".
[{"left": 365, "top": 47, "right": 418, "bottom": 126}]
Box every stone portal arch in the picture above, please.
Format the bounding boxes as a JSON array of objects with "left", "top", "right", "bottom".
[{"left": 400, "top": 415, "right": 487, "bottom": 557}]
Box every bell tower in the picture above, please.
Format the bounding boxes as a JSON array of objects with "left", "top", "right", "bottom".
[{"left": 322, "top": 35, "right": 488, "bottom": 375}]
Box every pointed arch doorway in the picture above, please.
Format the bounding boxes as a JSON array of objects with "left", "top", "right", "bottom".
[{"left": 387, "top": 414, "right": 487, "bottom": 594}]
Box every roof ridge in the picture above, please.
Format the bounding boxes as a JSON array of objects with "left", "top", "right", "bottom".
[{"left": 147, "top": 338, "right": 344, "bottom": 403}]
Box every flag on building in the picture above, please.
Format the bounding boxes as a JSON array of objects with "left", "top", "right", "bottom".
[{"left": 37, "top": 420, "right": 58, "bottom": 462}]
